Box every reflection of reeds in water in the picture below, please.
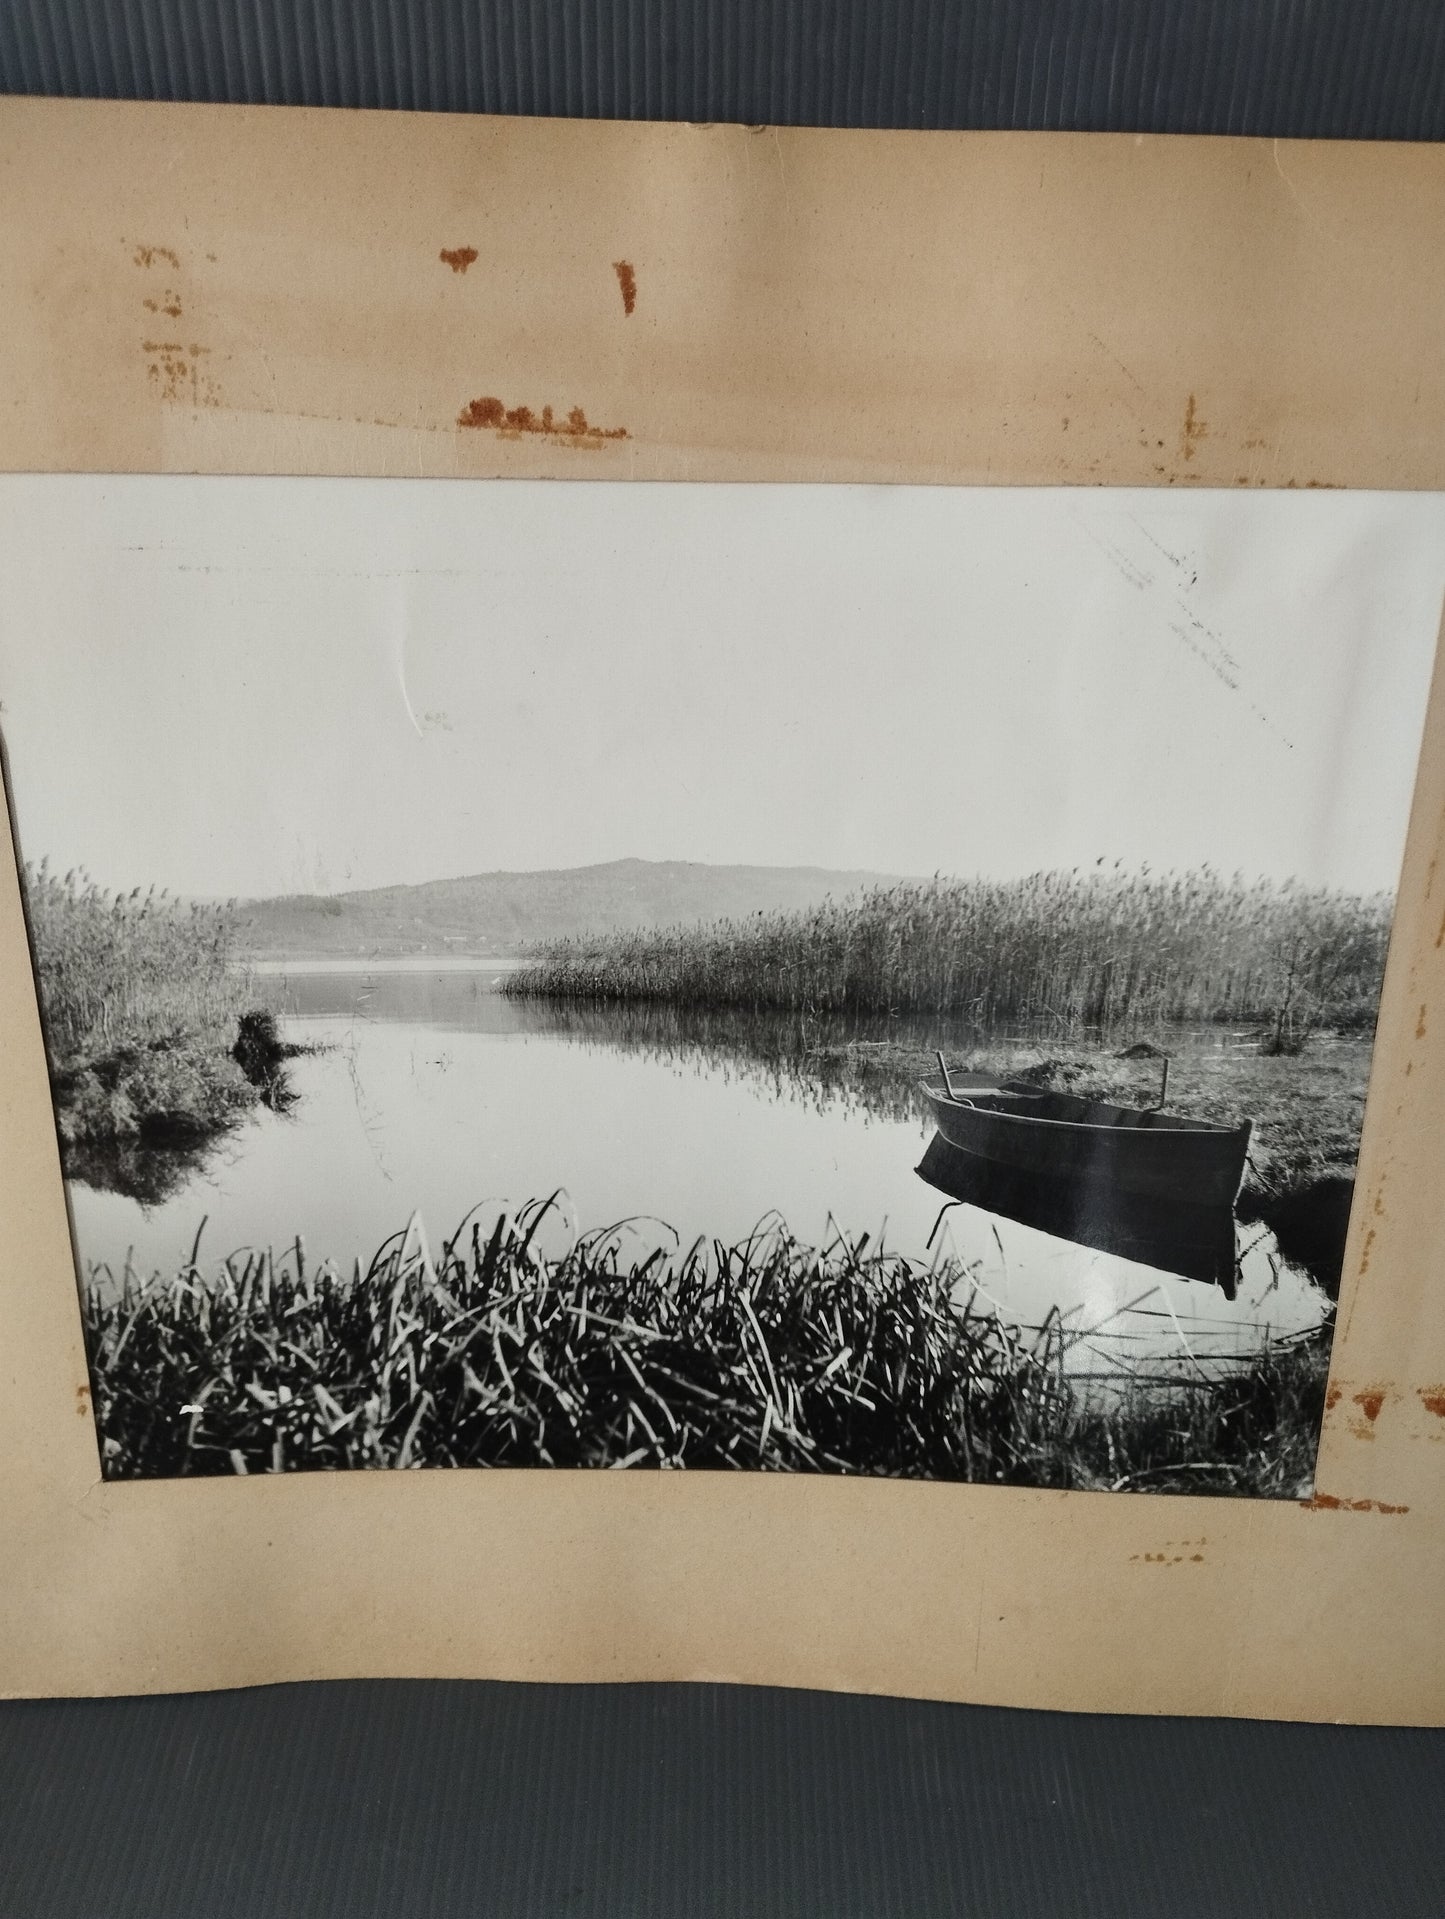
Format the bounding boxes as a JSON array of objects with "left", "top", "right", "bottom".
[
  {"left": 525, "top": 997, "right": 943, "bottom": 1124},
  {"left": 84, "top": 1198, "right": 1328, "bottom": 1495},
  {"left": 506, "top": 870, "right": 1390, "bottom": 1039}
]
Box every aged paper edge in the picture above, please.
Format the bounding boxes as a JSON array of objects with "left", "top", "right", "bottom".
[{"left": 0, "top": 98, "right": 1443, "bottom": 1720}]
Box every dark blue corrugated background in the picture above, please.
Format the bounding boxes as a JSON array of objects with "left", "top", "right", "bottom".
[
  {"left": 3, "top": 3, "right": 1445, "bottom": 1913},
  {"left": 1, "top": 0, "right": 1444, "bottom": 134},
  {"left": 3, "top": 1679, "right": 1444, "bottom": 1917}
]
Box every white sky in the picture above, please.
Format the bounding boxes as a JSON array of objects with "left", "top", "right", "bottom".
[{"left": 0, "top": 476, "right": 1441, "bottom": 899}]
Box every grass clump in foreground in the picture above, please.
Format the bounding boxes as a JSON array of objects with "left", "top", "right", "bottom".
[
  {"left": 23, "top": 861, "right": 278, "bottom": 1148},
  {"left": 84, "top": 1199, "right": 1329, "bottom": 1495},
  {"left": 505, "top": 869, "right": 1389, "bottom": 1043}
]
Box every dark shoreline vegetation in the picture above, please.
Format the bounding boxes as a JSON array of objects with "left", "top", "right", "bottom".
[
  {"left": 82, "top": 1200, "right": 1331, "bottom": 1493},
  {"left": 23, "top": 864, "right": 303, "bottom": 1197}
]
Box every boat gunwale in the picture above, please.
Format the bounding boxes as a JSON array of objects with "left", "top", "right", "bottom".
[{"left": 919, "top": 1083, "right": 1250, "bottom": 1143}]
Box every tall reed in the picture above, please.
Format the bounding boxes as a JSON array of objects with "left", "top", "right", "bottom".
[
  {"left": 23, "top": 859, "right": 252, "bottom": 1064},
  {"left": 505, "top": 869, "right": 1391, "bottom": 1035}
]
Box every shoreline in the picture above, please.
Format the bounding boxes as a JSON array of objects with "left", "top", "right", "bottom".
[
  {"left": 50, "top": 1010, "right": 303, "bottom": 1190},
  {"left": 66, "top": 959, "right": 1366, "bottom": 1266},
  {"left": 245, "top": 953, "right": 525, "bottom": 975}
]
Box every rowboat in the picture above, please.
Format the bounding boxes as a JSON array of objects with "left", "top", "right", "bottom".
[
  {"left": 920, "top": 1058, "right": 1251, "bottom": 1209},
  {"left": 915, "top": 1133, "right": 1240, "bottom": 1296}
]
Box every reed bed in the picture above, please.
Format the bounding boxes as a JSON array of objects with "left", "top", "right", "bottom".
[
  {"left": 83, "top": 1199, "right": 1328, "bottom": 1494},
  {"left": 24, "top": 860, "right": 251, "bottom": 1058},
  {"left": 23, "top": 860, "right": 260, "bottom": 1145},
  {"left": 504, "top": 870, "right": 1390, "bottom": 1042}
]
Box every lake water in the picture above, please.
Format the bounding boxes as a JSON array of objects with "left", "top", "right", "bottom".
[{"left": 66, "top": 963, "right": 1329, "bottom": 1378}]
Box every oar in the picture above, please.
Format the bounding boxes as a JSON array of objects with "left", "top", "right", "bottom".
[
  {"left": 935, "top": 1049, "right": 958, "bottom": 1101},
  {"left": 1149, "top": 1055, "right": 1171, "bottom": 1110}
]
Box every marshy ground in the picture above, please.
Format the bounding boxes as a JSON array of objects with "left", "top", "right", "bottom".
[
  {"left": 795, "top": 1032, "right": 1365, "bottom": 1303},
  {"left": 797, "top": 1031, "right": 1369, "bottom": 1200}
]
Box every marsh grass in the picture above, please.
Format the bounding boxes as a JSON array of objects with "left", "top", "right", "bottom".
[
  {"left": 23, "top": 860, "right": 262, "bottom": 1147},
  {"left": 83, "top": 1198, "right": 1329, "bottom": 1494},
  {"left": 505, "top": 870, "right": 1391, "bottom": 1036},
  {"left": 25, "top": 860, "right": 252, "bottom": 1057}
]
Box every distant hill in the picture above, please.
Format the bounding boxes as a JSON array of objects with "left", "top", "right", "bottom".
[{"left": 237, "top": 859, "right": 907, "bottom": 959}]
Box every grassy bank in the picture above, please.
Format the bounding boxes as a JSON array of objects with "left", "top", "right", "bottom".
[
  {"left": 83, "top": 1199, "right": 1328, "bottom": 1494},
  {"left": 23, "top": 861, "right": 270, "bottom": 1148},
  {"left": 505, "top": 870, "right": 1390, "bottom": 1043}
]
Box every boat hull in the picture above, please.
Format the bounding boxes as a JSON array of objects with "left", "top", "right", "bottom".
[{"left": 921, "top": 1086, "right": 1251, "bottom": 1208}]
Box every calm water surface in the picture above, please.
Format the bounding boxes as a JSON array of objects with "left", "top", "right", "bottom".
[{"left": 67, "top": 964, "right": 1328, "bottom": 1375}]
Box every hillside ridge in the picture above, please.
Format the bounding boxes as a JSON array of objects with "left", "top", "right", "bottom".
[{"left": 238, "top": 858, "right": 909, "bottom": 958}]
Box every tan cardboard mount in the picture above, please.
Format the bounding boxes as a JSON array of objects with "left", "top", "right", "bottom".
[{"left": 1, "top": 97, "right": 1443, "bottom": 1718}]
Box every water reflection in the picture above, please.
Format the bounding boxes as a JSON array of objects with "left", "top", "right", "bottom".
[
  {"left": 268, "top": 967, "right": 975, "bottom": 1126},
  {"left": 55, "top": 1015, "right": 300, "bottom": 1207},
  {"left": 62, "top": 1132, "right": 226, "bottom": 1207},
  {"left": 65, "top": 965, "right": 1334, "bottom": 1374},
  {"left": 1236, "top": 1175, "right": 1354, "bottom": 1302},
  {"left": 915, "top": 1134, "right": 1241, "bottom": 1298}
]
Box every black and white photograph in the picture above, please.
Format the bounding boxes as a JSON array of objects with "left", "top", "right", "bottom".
[{"left": 2, "top": 475, "right": 1441, "bottom": 1495}]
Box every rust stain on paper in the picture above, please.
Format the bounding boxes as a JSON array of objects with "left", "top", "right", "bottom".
[
  {"left": 130, "top": 241, "right": 223, "bottom": 409},
  {"left": 457, "top": 396, "right": 628, "bottom": 443},
  {"left": 1300, "top": 1494, "right": 1409, "bottom": 1513},
  {"left": 1352, "top": 1388, "right": 1387, "bottom": 1425},
  {"left": 613, "top": 260, "right": 638, "bottom": 315},
  {"left": 142, "top": 340, "right": 220, "bottom": 409},
  {"left": 440, "top": 246, "right": 478, "bottom": 274},
  {"left": 1179, "top": 393, "right": 1208, "bottom": 461},
  {"left": 1130, "top": 1537, "right": 1206, "bottom": 1566},
  {"left": 1417, "top": 1388, "right": 1445, "bottom": 1418}
]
